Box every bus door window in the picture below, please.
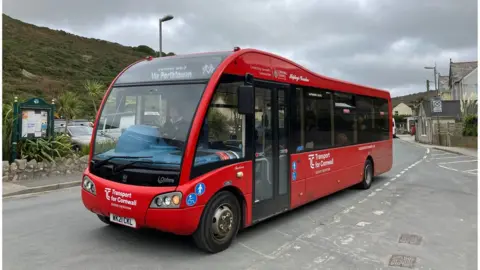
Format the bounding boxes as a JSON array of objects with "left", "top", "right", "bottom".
[
  {"left": 277, "top": 89, "right": 288, "bottom": 196},
  {"left": 254, "top": 86, "right": 273, "bottom": 202}
]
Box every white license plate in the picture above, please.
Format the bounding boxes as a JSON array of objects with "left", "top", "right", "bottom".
[{"left": 110, "top": 213, "right": 136, "bottom": 228}]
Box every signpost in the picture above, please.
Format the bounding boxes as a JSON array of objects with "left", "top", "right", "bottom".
[
  {"left": 430, "top": 97, "right": 442, "bottom": 145},
  {"left": 11, "top": 97, "right": 56, "bottom": 162}
]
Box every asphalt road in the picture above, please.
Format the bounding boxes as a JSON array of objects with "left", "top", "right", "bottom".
[{"left": 3, "top": 140, "right": 477, "bottom": 270}]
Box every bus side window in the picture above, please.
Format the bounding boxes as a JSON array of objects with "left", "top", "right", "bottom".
[{"left": 191, "top": 74, "right": 246, "bottom": 176}]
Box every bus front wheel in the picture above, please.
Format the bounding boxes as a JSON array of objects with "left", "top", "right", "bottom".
[
  {"left": 193, "top": 190, "right": 241, "bottom": 253},
  {"left": 97, "top": 214, "right": 112, "bottom": 225}
]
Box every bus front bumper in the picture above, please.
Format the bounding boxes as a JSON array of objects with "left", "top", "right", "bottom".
[{"left": 81, "top": 173, "right": 204, "bottom": 236}]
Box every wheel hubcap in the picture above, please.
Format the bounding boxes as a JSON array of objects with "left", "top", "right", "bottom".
[
  {"left": 212, "top": 204, "right": 234, "bottom": 240},
  {"left": 365, "top": 164, "right": 372, "bottom": 184}
]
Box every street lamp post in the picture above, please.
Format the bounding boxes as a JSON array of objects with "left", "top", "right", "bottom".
[
  {"left": 159, "top": 15, "right": 174, "bottom": 57},
  {"left": 424, "top": 63, "right": 438, "bottom": 94}
]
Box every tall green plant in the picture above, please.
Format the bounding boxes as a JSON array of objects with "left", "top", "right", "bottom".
[
  {"left": 83, "top": 79, "right": 105, "bottom": 115},
  {"left": 2, "top": 102, "right": 14, "bottom": 161},
  {"left": 463, "top": 114, "right": 477, "bottom": 137},
  {"left": 56, "top": 92, "right": 83, "bottom": 133}
]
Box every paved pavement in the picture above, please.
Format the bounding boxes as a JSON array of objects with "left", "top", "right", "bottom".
[
  {"left": 3, "top": 140, "right": 477, "bottom": 270},
  {"left": 3, "top": 174, "right": 81, "bottom": 198},
  {"left": 397, "top": 134, "right": 477, "bottom": 157}
]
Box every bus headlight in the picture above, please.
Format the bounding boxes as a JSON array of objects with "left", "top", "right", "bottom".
[
  {"left": 82, "top": 175, "right": 96, "bottom": 195},
  {"left": 150, "top": 192, "right": 182, "bottom": 209}
]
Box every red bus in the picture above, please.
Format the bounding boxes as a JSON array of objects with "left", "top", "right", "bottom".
[{"left": 81, "top": 47, "right": 392, "bottom": 253}]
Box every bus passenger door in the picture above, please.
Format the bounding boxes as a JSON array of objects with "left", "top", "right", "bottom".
[{"left": 251, "top": 80, "right": 291, "bottom": 222}]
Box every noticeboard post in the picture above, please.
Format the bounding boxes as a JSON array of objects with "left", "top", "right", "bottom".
[
  {"left": 430, "top": 97, "right": 442, "bottom": 145},
  {"left": 11, "top": 97, "right": 56, "bottom": 162}
]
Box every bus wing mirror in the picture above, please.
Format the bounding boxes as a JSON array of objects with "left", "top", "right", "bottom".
[{"left": 237, "top": 85, "right": 254, "bottom": 115}]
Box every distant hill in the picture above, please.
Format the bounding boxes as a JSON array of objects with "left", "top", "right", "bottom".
[
  {"left": 392, "top": 90, "right": 439, "bottom": 112},
  {"left": 2, "top": 14, "right": 174, "bottom": 113}
]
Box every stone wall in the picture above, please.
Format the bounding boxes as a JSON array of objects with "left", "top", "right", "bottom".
[
  {"left": 450, "top": 135, "right": 478, "bottom": 148},
  {"left": 2, "top": 155, "right": 89, "bottom": 182}
]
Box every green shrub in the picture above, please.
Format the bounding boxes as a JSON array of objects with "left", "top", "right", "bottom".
[
  {"left": 94, "top": 140, "right": 118, "bottom": 154},
  {"left": 19, "top": 134, "right": 74, "bottom": 162},
  {"left": 80, "top": 144, "right": 91, "bottom": 156},
  {"left": 463, "top": 115, "right": 477, "bottom": 137},
  {"left": 81, "top": 140, "right": 118, "bottom": 156}
]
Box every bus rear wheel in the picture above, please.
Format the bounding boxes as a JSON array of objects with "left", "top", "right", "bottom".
[
  {"left": 193, "top": 191, "right": 241, "bottom": 253},
  {"left": 358, "top": 159, "right": 373, "bottom": 189}
]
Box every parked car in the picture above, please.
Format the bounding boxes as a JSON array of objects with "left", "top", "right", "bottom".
[
  {"left": 54, "top": 119, "right": 93, "bottom": 134},
  {"left": 65, "top": 125, "right": 114, "bottom": 151}
]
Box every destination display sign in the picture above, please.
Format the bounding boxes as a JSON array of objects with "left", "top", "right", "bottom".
[{"left": 115, "top": 52, "right": 232, "bottom": 84}]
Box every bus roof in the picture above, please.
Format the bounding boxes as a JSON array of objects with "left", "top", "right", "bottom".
[
  {"left": 113, "top": 47, "right": 389, "bottom": 97},
  {"left": 236, "top": 48, "right": 390, "bottom": 96}
]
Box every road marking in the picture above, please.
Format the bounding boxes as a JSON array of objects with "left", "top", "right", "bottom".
[
  {"left": 439, "top": 159, "right": 477, "bottom": 165},
  {"left": 368, "top": 192, "right": 376, "bottom": 197},
  {"left": 432, "top": 153, "right": 453, "bottom": 156},
  {"left": 373, "top": 210, "right": 384, "bottom": 215},
  {"left": 275, "top": 229, "right": 292, "bottom": 237},
  {"left": 342, "top": 206, "right": 355, "bottom": 214},
  {"left": 307, "top": 216, "right": 316, "bottom": 223},
  {"left": 431, "top": 156, "right": 464, "bottom": 160},
  {"left": 396, "top": 174, "right": 401, "bottom": 177},
  {"left": 356, "top": 221, "right": 371, "bottom": 227},
  {"left": 438, "top": 164, "right": 459, "bottom": 172},
  {"left": 384, "top": 182, "right": 390, "bottom": 186},
  {"left": 427, "top": 148, "right": 430, "bottom": 154},
  {"left": 375, "top": 188, "right": 382, "bottom": 192},
  {"left": 238, "top": 242, "right": 276, "bottom": 259},
  {"left": 464, "top": 169, "right": 478, "bottom": 172},
  {"left": 464, "top": 170, "right": 478, "bottom": 175},
  {"left": 358, "top": 198, "right": 368, "bottom": 204}
]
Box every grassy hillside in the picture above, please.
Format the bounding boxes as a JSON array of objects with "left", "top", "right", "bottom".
[
  {"left": 2, "top": 14, "right": 174, "bottom": 116},
  {"left": 392, "top": 90, "right": 438, "bottom": 112}
]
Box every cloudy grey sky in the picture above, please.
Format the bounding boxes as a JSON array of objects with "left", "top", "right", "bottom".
[{"left": 3, "top": 0, "right": 478, "bottom": 97}]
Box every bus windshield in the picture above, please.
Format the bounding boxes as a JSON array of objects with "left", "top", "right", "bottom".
[{"left": 92, "top": 83, "right": 206, "bottom": 169}]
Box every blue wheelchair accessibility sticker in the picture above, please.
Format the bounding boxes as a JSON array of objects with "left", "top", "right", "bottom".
[
  {"left": 186, "top": 193, "right": 197, "bottom": 206},
  {"left": 292, "top": 172, "right": 297, "bottom": 181}
]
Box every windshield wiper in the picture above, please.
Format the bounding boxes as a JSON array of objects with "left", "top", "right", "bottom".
[
  {"left": 92, "top": 156, "right": 153, "bottom": 170},
  {"left": 112, "top": 160, "right": 154, "bottom": 174}
]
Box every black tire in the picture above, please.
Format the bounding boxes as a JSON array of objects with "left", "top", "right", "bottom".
[
  {"left": 358, "top": 159, "right": 374, "bottom": 189},
  {"left": 192, "top": 191, "right": 241, "bottom": 253},
  {"left": 97, "top": 214, "right": 114, "bottom": 225}
]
